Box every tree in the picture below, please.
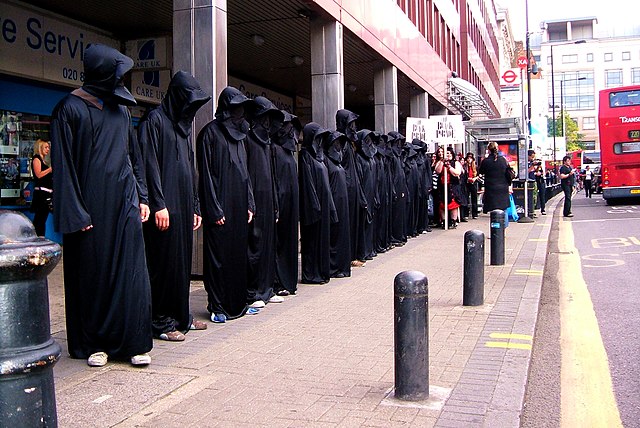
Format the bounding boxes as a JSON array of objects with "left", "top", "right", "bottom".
[{"left": 547, "top": 110, "right": 585, "bottom": 152}]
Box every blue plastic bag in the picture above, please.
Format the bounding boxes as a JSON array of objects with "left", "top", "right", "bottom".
[{"left": 506, "top": 193, "right": 519, "bottom": 223}]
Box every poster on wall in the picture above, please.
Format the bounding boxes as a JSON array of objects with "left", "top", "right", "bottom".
[
  {"left": 0, "top": 1, "right": 118, "bottom": 88},
  {"left": 125, "top": 37, "right": 172, "bottom": 70},
  {"left": 130, "top": 70, "right": 171, "bottom": 105}
]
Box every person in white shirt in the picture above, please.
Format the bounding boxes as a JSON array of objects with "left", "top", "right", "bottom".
[{"left": 584, "top": 165, "right": 594, "bottom": 198}]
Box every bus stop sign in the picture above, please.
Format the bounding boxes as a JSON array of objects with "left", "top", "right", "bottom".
[{"left": 517, "top": 56, "right": 528, "bottom": 69}]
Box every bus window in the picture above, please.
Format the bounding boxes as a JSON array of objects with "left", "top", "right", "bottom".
[
  {"left": 614, "top": 142, "right": 640, "bottom": 154},
  {"left": 610, "top": 89, "right": 640, "bottom": 107}
]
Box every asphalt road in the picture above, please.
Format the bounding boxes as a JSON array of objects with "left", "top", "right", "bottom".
[{"left": 522, "top": 192, "right": 640, "bottom": 427}]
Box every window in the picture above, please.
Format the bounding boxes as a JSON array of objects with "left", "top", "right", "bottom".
[
  {"left": 605, "top": 69, "right": 623, "bottom": 87},
  {"left": 632, "top": 68, "right": 640, "bottom": 84},
  {"left": 604, "top": 52, "right": 613, "bottom": 62},
  {"left": 583, "top": 117, "right": 596, "bottom": 130},
  {"left": 562, "top": 54, "right": 578, "bottom": 64},
  {"left": 622, "top": 51, "right": 631, "bottom": 61},
  {"left": 587, "top": 53, "right": 593, "bottom": 62},
  {"left": 549, "top": 71, "right": 595, "bottom": 111}
]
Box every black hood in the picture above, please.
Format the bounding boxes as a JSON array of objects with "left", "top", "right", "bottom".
[
  {"left": 302, "top": 122, "right": 330, "bottom": 161},
  {"left": 388, "top": 131, "right": 406, "bottom": 156},
  {"left": 271, "top": 111, "right": 301, "bottom": 153},
  {"left": 162, "top": 71, "right": 211, "bottom": 138},
  {"left": 249, "top": 96, "right": 283, "bottom": 145},
  {"left": 324, "top": 131, "right": 347, "bottom": 164},
  {"left": 214, "top": 86, "right": 256, "bottom": 140},
  {"left": 82, "top": 44, "right": 136, "bottom": 106},
  {"left": 356, "top": 129, "right": 377, "bottom": 159},
  {"left": 336, "top": 109, "right": 359, "bottom": 142},
  {"left": 375, "top": 133, "right": 392, "bottom": 157},
  {"left": 403, "top": 140, "right": 417, "bottom": 160}
]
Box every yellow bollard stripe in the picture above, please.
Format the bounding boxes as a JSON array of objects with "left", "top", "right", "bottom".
[
  {"left": 558, "top": 219, "right": 623, "bottom": 427},
  {"left": 489, "top": 332, "right": 533, "bottom": 341},
  {"left": 485, "top": 341, "right": 532, "bottom": 350}
]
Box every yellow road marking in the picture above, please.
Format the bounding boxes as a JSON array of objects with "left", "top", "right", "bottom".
[
  {"left": 514, "top": 269, "right": 543, "bottom": 276},
  {"left": 485, "top": 341, "right": 532, "bottom": 350},
  {"left": 558, "top": 218, "right": 622, "bottom": 427},
  {"left": 489, "top": 333, "right": 533, "bottom": 340},
  {"left": 529, "top": 238, "right": 548, "bottom": 242}
]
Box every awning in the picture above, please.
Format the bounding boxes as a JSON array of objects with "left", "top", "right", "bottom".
[{"left": 447, "top": 77, "right": 496, "bottom": 118}]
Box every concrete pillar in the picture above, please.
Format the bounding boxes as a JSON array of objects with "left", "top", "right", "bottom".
[
  {"left": 374, "top": 66, "right": 398, "bottom": 133},
  {"left": 410, "top": 92, "right": 429, "bottom": 119},
  {"left": 310, "top": 20, "right": 344, "bottom": 129},
  {"left": 173, "top": 0, "right": 228, "bottom": 275}
]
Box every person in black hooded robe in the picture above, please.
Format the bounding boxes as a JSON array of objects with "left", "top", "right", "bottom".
[
  {"left": 323, "top": 131, "right": 351, "bottom": 278},
  {"left": 355, "top": 129, "right": 378, "bottom": 261},
  {"left": 50, "top": 44, "right": 152, "bottom": 367},
  {"left": 299, "top": 123, "right": 337, "bottom": 284},
  {"left": 196, "top": 86, "right": 257, "bottom": 323},
  {"left": 412, "top": 139, "right": 433, "bottom": 234},
  {"left": 139, "top": 71, "right": 211, "bottom": 341},
  {"left": 373, "top": 133, "right": 392, "bottom": 253},
  {"left": 388, "top": 131, "right": 408, "bottom": 245},
  {"left": 270, "top": 111, "right": 301, "bottom": 295},
  {"left": 245, "top": 96, "right": 284, "bottom": 308},
  {"left": 403, "top": 141, "right": 420, "bottom": 238},
  {"left": 336, "top": 109, "right": 367, "bottom": 267}
]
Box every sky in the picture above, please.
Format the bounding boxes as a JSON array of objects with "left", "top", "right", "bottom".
[{"left": 497, "top": 0, "right": 638, "bottom": 42}]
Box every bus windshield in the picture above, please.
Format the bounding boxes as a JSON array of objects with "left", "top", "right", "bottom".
[{"left": 609, "top": 89, "right": 640, "bottom": 107}]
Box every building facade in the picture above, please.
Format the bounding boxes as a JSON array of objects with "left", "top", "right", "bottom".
[{"left": 536, "top": 17, "right": 640, "bottom": 151}]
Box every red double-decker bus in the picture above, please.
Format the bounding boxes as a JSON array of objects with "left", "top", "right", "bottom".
[{"left": 598, "top": 85, "right": 640, "bottom": 204}]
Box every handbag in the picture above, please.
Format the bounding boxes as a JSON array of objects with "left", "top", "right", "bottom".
[
  {"left": 507, "top": 193, "right": 519, "bottom": 222},
  {"left": 505, "top": 165, "right": 516, "bottom": 183}
]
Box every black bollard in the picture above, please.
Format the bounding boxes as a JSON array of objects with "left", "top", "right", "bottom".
[
  {"left": 490, "top": 209, "right": 505, "bottom": 266},
  {"left": 463, "top": 230, "right": 485, "bottom": 306},
  {"left": 0, "top": 211, "right": 62, "bottom": 427},
  {"left": 394, "top": 271, "right": 429, "bottom": 401}
]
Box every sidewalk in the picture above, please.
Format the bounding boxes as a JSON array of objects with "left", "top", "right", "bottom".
[{"left": 49, "top": 196, "right": 560, "bottom": 427}]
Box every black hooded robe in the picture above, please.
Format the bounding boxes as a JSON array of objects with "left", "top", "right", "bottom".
[
  {"left": 271, "top": 113, "right": 300, "bottom": 294},
  {"left": 50, "top": 44, "right": 152, "bottom": 360},
  {"left": 246, "top": 97, "right": 282, "bottom": 304},
  {"left": 299, "top": 123, "right": 337, "bottom": 284},
  {"left": 139, "top": 71, "right": 210, "bottom": 336},
  {"left": 388, "top": 132, "right": 408, "bottom": 245},
  {"left": 196, "top": 87, "right": 256, "bottom": 319},
  {"left": 355, "top": 130, "right": 378, "bottom": 261},
  {"left": 324, "top": 132, "right": 351, "bottom": 278},
  {"left": 336, "top": 109, "right": 365, "bottom": 262}
]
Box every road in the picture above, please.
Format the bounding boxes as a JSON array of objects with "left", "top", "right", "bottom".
[{"left": 522, "top": 192, "right": 640, "bottom": 427}]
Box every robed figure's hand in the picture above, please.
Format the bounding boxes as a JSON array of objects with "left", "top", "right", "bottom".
[
  {"left": 140, "top": 204, "right": 150, "bottom": 222},
  {"left": 155, "top": 208, "right": 170, "bottom": 231},
  {"left": 193, "top": 214, "right": 202, "bottom": 231}
]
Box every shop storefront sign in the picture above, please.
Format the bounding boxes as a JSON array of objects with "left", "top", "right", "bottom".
[
  {"left": 0, "top": 1, "right": 118, "bottom": 87},
  {"left": 125, "top": 37, "right": 172, "bottom": 70},
  {"left": 130, "top": 70, "right": 171, "bottom": 105}
]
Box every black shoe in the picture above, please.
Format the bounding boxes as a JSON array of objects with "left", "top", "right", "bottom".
[
  {"left": 564, "top": 214, "right": 574, "bottom": 218},
  {"left": 460, "top": 218, "right": 468, "bottom": 222},
  {"left": 541, "top": 210, "right": 546, "bottom": 215},
  {"left": 426, "top": 226, "right": 432, "bottom": 232}
]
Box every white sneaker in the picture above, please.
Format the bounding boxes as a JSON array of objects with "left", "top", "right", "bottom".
[
  {"left": 87, "top": 352, "right": 108, "bottom": 367},
  {"left": 268, "top": 295, "right": 284, "bottom": 303},
  {"left": 130, "top": 353, "right": 151, "bottom": 366},
  {"left": 249, "top": 300, "right": 266, "bottom": 309}
]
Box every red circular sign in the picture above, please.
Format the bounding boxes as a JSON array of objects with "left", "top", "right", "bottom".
[
  {"left": 502, "top": 70, "right": 517, "bottom": 83},
  {"left": 517, "top": 56, "right": 528, "bottom": 69}
]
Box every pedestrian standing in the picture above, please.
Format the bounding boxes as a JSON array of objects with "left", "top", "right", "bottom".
[
  {"left": 584, "top": 165, "right": 594, "bottom": 198},
  {"left": 139, "top": 71, "right": 211, "bottom": 341},
  {"left": 30, "top": 139, "right": 53, "bottom": 237},
  {"left": 51, "top": 44, "right": 153, "bottom": 367},
  {"left": 559, "top": 155, "right": 575, "bottom": 217},
  {"left": 478, "top": 141, "right": 511, "bottom": 217}
]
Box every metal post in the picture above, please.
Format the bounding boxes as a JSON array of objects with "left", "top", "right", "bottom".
[
  {"left": 551, "top": 44, "right": 557, "bottom": 177},
  {"left": 490, "top": 209, "right": 506, "bottom": 266},
  {"left": 394, "top": 271, "right": 429, "bottom": 401},
  {"left": 0, "top": 211, "right": 62, "bottom": 427},
  {"left": 463, "top": 230, "right": 485, "bottom": 306}
]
